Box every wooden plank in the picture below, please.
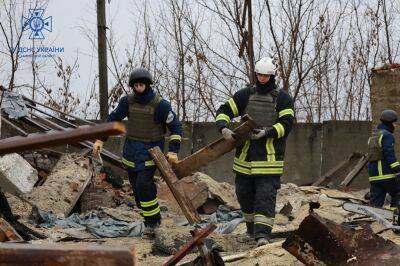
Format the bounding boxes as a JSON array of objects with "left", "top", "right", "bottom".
[
  {"left": 148, "top": 147, "right": 201, "bottom": 224},
  {"left": 312, "top": 153, "right": 360, "bottom": 186},
  {"left": 0, "top": 122, "right": 125, "bottom": 155},
  {"left": 173, "top": 115, "right": 256, "bottom": 179},
  {"left": 0, "top": 218, "right": 23, "bottom": 242},
  {"left": 0, "top": 243, "right": 136, "bottom": 265},
  {"left": 340, "top": 154, "right": 369, "bottom": 188}
]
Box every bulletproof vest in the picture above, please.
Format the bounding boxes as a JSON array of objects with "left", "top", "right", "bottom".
[
  {"left": 368, "top": 130, "right": 383, "bottom": 162},
  {"left": 244, "top": 86, "right": 277, "bottom": 128},
  {"left": 126, "top": 93, "right": 164, "bottom": 142}
]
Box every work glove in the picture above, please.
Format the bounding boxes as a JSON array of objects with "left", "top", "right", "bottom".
[
  {"left": 250, "top": 128, "right": 267, "bottom": 140},
  {"left": 221, "top": 127, "right": 236, "bottom": 141},
  {"left": 92, "top": 140, "right": 104, "bottom": 158},
  {"left": 166, "top": 152, "right": 179, "bottom": 164}
]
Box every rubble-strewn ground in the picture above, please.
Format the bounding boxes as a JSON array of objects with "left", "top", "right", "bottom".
[{"left": 6, "top": 171, "right": 400, "bottom": 265}]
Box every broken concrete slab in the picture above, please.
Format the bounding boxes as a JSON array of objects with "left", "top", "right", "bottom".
[
  {"left": 283, "top": 211, "right": 400, "bottom": 265},
  {"left": 24, "top": 154, "right": 92, "bottom": 217},
  {"left": 0, "top": 153, "right": 38, "bottom": 195}
]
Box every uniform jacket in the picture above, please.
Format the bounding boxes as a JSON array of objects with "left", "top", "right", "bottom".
[{"left": 108, "top": 89, "right": 182, "bottom": 171}]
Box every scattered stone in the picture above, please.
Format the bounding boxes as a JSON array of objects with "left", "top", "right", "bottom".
[{"left": 0, "top": 153, "right": 38, "bottom": 195}]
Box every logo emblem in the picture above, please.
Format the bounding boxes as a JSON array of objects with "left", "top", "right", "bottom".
[{"left": 22, "top": 9, "right": 52, "bottom": 39}]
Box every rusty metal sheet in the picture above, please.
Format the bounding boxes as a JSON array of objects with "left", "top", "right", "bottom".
[
  {"left": 283, "top": 212, "right": 400, "bottom": 265},
  {"left": 0, "top": 243, "right": 136, "bottom": 266}
]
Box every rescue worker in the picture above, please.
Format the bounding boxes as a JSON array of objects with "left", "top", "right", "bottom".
[
  {"left": 368, "top": 109, "right": 400, "bottom": 209},
  {"left": 92, "top": 68, "right": 182, "bottom": 232},
  {"left": 215, "top": 57, "right": 294, "bottom": 246}
]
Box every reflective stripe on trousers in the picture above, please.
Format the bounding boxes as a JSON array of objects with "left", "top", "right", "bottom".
[
  {"left": 140, "top": 197, "right": 160, "bottom": 217},
  {"left": 254, "top": 214, "right": 274, "bottom": 228}
]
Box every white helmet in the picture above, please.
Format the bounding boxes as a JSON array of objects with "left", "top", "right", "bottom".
[{"left": 254, "top": 57, "right": 276, "bottom": 75}]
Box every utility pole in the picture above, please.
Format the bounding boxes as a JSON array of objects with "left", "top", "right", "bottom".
[
  {"left": 247, "top": 0, "right": 255, "bottom": 84},
  {"left": 97, "top": 0, "right": 109, "bottom": 121},
  {"left": 238, "top": 0, "right": 255, "bottom": 84}
]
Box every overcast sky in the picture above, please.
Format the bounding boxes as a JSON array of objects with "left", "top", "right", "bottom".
[{"left": 1, "top": 0, "right": 135, "bottom": 103}]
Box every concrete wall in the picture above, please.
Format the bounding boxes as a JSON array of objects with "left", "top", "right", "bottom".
[
  {"left": 0, "top": 117, "right": 374, "bottom": 188},
  {"left": 281, "top": 123, "right": 322, "bottom": 185}
]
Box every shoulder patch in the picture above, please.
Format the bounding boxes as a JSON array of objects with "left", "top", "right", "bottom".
[{"left": 166, "top": 111, "right": 174, "bottom": 124}]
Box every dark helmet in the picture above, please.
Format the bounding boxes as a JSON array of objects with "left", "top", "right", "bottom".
[
  {"left": 128, "top": 68, "right": 153, "bottom": 87},
  {"left": 380, "top": 109, "right": 398, "bottom": 123}
]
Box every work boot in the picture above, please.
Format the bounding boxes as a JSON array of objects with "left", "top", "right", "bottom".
[
  {"left": 256, "top": 237, "right": 269, "bottom": 247},
  {"left": 246, "top": 222, "right": 254, "bottom": 237}
]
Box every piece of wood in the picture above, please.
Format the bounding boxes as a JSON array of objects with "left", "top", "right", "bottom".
[
  {"left": 149, "top": 147, "right": 201, "bottom": 224},
  {"left": 340, "top": 154, "right": 369, "bottom": 188},
  {"left": 0, "top": 122, "right": 125, "bottom": 155},
  {"left": 163, "top": 224, "right": 217, "bottom": 266},
  {"left": 0, "top": 218, "right": 23, "bottom": 242},
  {"left": 173, "top": 115, "right": 256, "bottom": 179},
  {"left": 222, "top": 240, "right": 284, "bottom": 263},
  {"left": 149, "top": 147, "right": 214, "bottom": 265},
  {"left": 312, "top": 152, "right": 361, "bottom": 186},
  {"left": 0, "top": 243, "right": 136, "bottom": 265}
]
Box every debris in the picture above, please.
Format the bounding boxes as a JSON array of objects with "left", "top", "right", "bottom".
[
  {"left": 158, "top": 172, "right": 239, "bottom": 215},
  {"left": 81, "top": 170, "right": 119, "bottom": 213},
  {"left": 173, "top": 115, "right": 256, "bottom": 179},
  {"left": 222, "top": 240, "right": 284, "bottom": 263},
  {"left": 283, "top": 211, "right": 400, "bottom": 265},
  {"left": 339, "top": 153, "right": 369, "bottom": 188},
  {"left": 163, "top": 224, "right": 217, "bottom": 266},
  {"left": 321, "top": 188, "right": 367, "bottom": 203},
  {"left": 313, "top": 152, "right": 363, "bottom": 187},
  {"left": 0, "top": 243, "right": 136, "bottom": 265},
  {"left": 0, "top": 91, "right": 28, "bottom": 119},
  {"left": 24, "top": 154, "right": 93, "bottom": 217},
  {"left": 149, "top": 147, "right": 218, "bottom": 266},
  {"left": 35, "top": 210, "right": 144, "bottom": 238},
  {"left": 343, "top": 202, "right": 400, "bottom": 231},
  {"left": 149, "top": 147, "right": 201, "bottom": 224},
  {"left": 0, "top": 218, "right": 23, "bottom": 242},
  {"left": 0, "top": 191, "right": 46, "bottom": 240},
  {"left": 0, "top": 153, "right": 38, "bottom": 195},
  {"left": 0, "top": 122, "right": 126, "bottom": 155}
]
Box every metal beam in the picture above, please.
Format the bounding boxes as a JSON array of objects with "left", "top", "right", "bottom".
[
  {"left": 0, "top": 122, "right": 125, "bottom": 155},
  {"left": 0, "top": 243, "right": 136, "bottom": 265}
]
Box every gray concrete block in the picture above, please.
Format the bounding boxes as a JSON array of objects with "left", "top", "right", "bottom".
[{"left": 0, "top": 153, "right": 38, "bottom": 195}]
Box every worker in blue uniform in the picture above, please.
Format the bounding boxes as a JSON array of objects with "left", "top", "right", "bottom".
[
  {"left": 92, "top": 68, "right": 182, "bottom": 233},
  {"left": 368, "top": 109, "right": 400, "bottom": 209},
  {"left": 215, "top": 57, "right": 294, "bottom": 246}
]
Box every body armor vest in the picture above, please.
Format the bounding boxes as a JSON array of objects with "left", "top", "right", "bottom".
[
  {"left": 244, "top": 86, "right": 278, "bottom": 128},
  {"left": 368, "top": 129, "right": 383, "bottom": 162},
  {"left": 126, "top": 93, "right": 164, "bottom": 142}
]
